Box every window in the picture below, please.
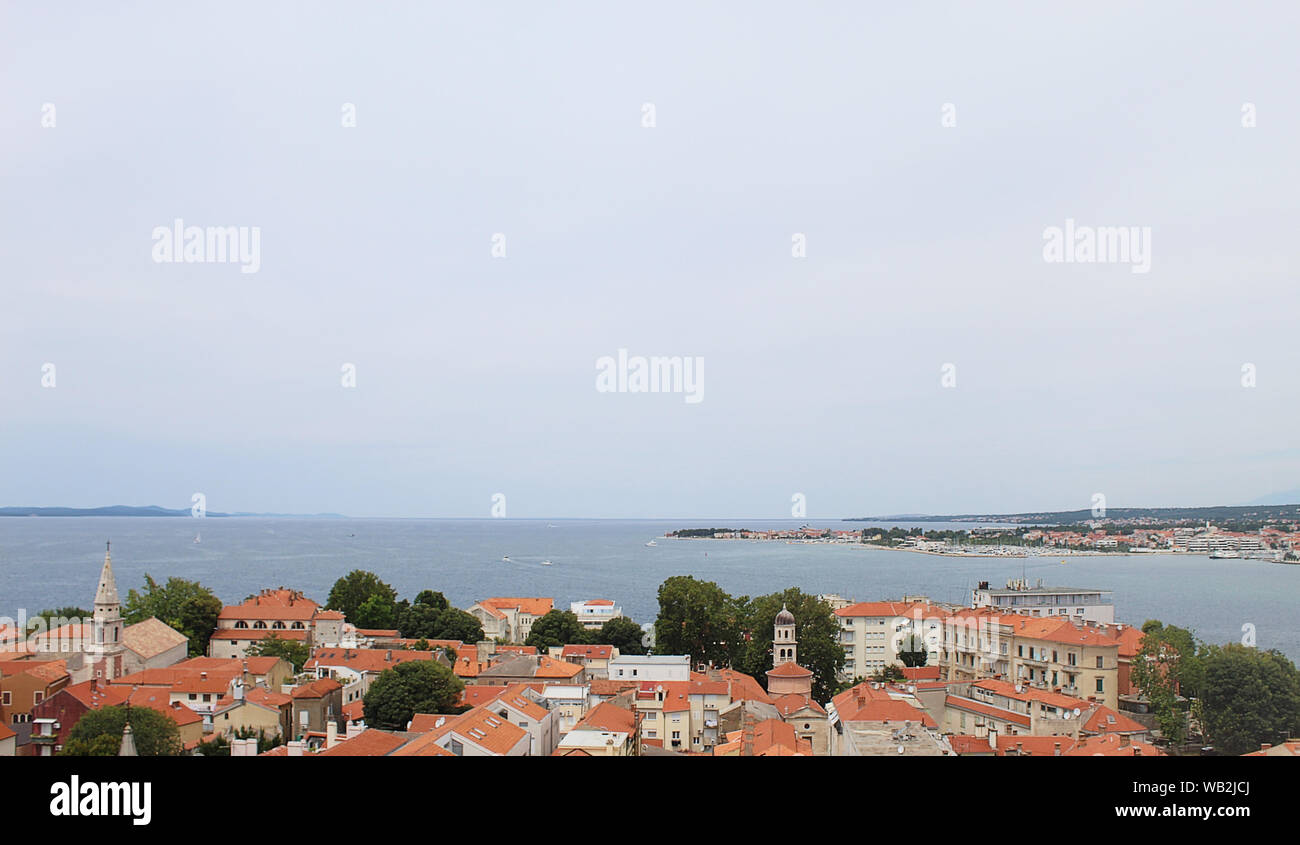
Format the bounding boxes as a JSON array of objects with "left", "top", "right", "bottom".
[
  {"left": 1095, "top": 656, "right": 1103, "bottom": 669},
  {"left": 1095, "top": 677, "right": 1104, "bottom": 693},
  {"left": 1, "top": 692, "right": 9, "bottom": 706}
]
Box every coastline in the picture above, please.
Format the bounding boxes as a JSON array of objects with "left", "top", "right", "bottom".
[{"left": 662, "top": 534, "right": 1293, "bottom": 561}]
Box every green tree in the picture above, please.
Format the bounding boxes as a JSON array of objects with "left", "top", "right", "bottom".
[
  {"left": 62, "top": 705, "right": 182, "bottom": 756},
  {"left": 898, "top": 631, "right": 929, "bottom": 668},
  {"left": 735, "top": 589, "right": 845, "bottom": 702},
  {"left": 245, "top": 633, "right": 311, "bottom": 673},
  {"left": 326, "top": 570, "right": 397, "bottom": 622},
  {"left": 1131, "top": 620, "right": 1204, "bottom": 745},
  {"left": 653, "top": 576, "right": 742, "bottom": 667},
  {"left": 362, "top": 660, "right": 465, "bottom": 730},
  {"left": 25, "top": 607, "right": 90, "bottom": 637},
  {"left": 353, "top": 594, "right": 397, "bottom": 629},
  {"left": 525, "top": 610, "right": 588, "bottom": 650},
  {"left": 591, "top": 616, "right": 647, "bottom": 655},
  {"left": 413, "top": 590, "right": 449, "bottom": 611},
  {"left": 1200, "top": 644, "right": 1300, "bottom": 756},
  {"left": 432, "top": 609, "right": 484, "bottom": 643},
  {"left": 123, "top": 576, "right": 222, "bottom": 657},
  {"left": 60, "top": 734, "right": 120, "bottom": 756},
  {"left": 871, "top": 664, "right": 905, "bottom": 683}
]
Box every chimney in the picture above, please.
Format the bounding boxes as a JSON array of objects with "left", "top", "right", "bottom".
[
  {"left": 1053, "top": 742, "right": 1061, "bottom": 756},
  {"left": 326, "top": 719, "right": 339, "bottom": 749},
  {"left": 287, "top": 740, "right": 304, "bottom": 757},
  {"left": 1015, "top": 742, "right": 1024, "bottom": 756},
  {"left": 742, "top": 712, "right": 756, "bottom": 757},
  {"left": 200, "top": 671, "right": 208, "bottom": 680},
  {"left": 384, "top": 650, "right": 392, "bottom": 661},
  {"left": 1261, "top": 743, "right": 1272, "bottom": 751},
  {"left": 1119, "top": 734, "right": 1131, "bottom": 748},
  {"left": 346, "top": 722, "right": 363, "bottom": 740}
]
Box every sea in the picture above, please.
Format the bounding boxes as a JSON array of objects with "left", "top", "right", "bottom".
[{"left": 1, "top": 517, "right": 1295, "bottom": 660}]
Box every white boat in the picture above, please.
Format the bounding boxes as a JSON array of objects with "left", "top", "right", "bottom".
[
  {"left": 1209, "top": 550, "right": 1239, "bottom": 560},
  {"left": 541, "top": 560, "right": 553, "bottom": 566},
  {"left": 502, "top": 555, "right": 511, "bottom": 562},
  {"left": 193, "top": 532, "right": 201, "bottom": 544},
  {"left": 645, "top": 540, "right": 657, "bottom": 547}
]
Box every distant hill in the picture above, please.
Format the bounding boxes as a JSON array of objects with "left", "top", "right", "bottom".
[
  {"left": 1247, "top": 488, "right": 1300, "bottom": 506},
  {"left": 0, "top": 505, "right": 345, "bottom": 518},
  {"left": 848, "top": 503, "right": 1300, "bottom": 525}
]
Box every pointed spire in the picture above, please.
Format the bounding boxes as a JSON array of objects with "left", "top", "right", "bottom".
[
  {"left": 118, "top": 721, "right": 138, "bottom": 756},
  {"left": 95, "top": 540, "right": 120, "bottom": 607}
]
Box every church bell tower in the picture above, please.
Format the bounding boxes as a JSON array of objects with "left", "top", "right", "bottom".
[{"left": 92, "top": 540, "right": 125, "bottom": 678}]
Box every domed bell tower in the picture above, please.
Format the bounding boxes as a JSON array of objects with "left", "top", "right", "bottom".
[{"left": 774, "top": 604, "right": 797, "bottom": 667}]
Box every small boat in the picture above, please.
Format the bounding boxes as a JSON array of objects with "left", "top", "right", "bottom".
[
  {"left": 547, "top": 523, "right": 557, "bottom": 529},
  {"left": 502, "top": 555, "right": 511, "bottom": 562},
  {"left": 645, "top": 540, "right": 657, "bottom": 547},
  {"left": 193, "top": 532, "right": 201, "bottom": 544},
  {"left": 541, "top": 560, "right": 553, "bottom": 566}
]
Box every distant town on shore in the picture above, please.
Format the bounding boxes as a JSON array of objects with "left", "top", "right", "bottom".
[{"left": 671, "top": 506, "right": 1300, "bottom": 563}]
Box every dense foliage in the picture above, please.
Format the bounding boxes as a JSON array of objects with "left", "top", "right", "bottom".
[
  {"left": 123, "top": 576, "right": 223, "bottom": 657},
  {"left": 62, "top": 705, "right": 182, "bottom": 757},
  {"left": 362, "top": 660, "right": 465, "bottom": 730}
]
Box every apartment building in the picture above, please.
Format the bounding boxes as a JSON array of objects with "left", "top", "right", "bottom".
[
  {"left": 835, "top": 599, "right": 950, "bottom": 679},
  {"left": 971, "top": 579, "right": 1114, "bottom": 624},
  {"left": 569, "top": 599, "right": 624, "bottom": 630},
  {"left": 468, "top": 598, "right": 554, "bottom": 643},
  {"left": 940, "top": 611, "right": 1120, "bottom": 710},
  {"left": 608, "top": 654, "right": 690, "bottom": 682}
]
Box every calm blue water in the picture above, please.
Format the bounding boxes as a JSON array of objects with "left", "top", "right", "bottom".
[{"left": 1, "top": 517, "right": 1296, "bottom": 660}]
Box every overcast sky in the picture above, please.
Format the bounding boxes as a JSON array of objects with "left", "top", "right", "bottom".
[{"left": 2, "top": 3, "right": 1298, "bottom": 518}]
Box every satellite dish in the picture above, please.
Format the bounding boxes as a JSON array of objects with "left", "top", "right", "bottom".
[
  {"left": 1072, "top": 707, "right": 1081, "bottom": 717},
  {"left": 1015, "top": 684, "right": 1023, "bottom": 693},
  {"left": 897, "top": 745, "right": 905, "bottom": 754}
]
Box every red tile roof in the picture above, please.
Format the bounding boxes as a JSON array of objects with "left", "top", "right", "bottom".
[
  {"left": 290, "top": 678, "right": 341, "bottom": 699},
  {"left": 948, "top": 734, "right": 995, "bottom": 755},
  {"left": 306, "top": 648, "right": 437, "bottom": 675},
  {"left": 561, "top": 645, "right": 614, "bottom": 660},
  {"left": 833, "top": 681, "right": 936, "bottom": 727},
  {"left": 1082, "top": 705, "right": 1147, "bottom": 735},
  {"left": 576, "top": 701, "right": 637, "bottom": 734},
  {"left": 1062, "top": 734, "right": 1163, "bottom": 756},
  {"left": 316, "top": 729, "right": 406, "bottom": 757},
  {"left": 477, "top": 598, "right": 554, "bottom": 617},
  {"left": 767, "top": 662, "right": 812, "bottom": 678}
]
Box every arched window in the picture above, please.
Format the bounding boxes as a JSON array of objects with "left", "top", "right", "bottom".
[
  {"left": 272, "top": 621, "right": 286, "bottom": 629},
  {"left": 253, "top": 621, "right": 267, "bottom": 629},
  {"left": 235, "top": 621, "right": 248, "bottom": 629},
  {"left": 292, "top": 621, "right": 305, "bottom": 629}
]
